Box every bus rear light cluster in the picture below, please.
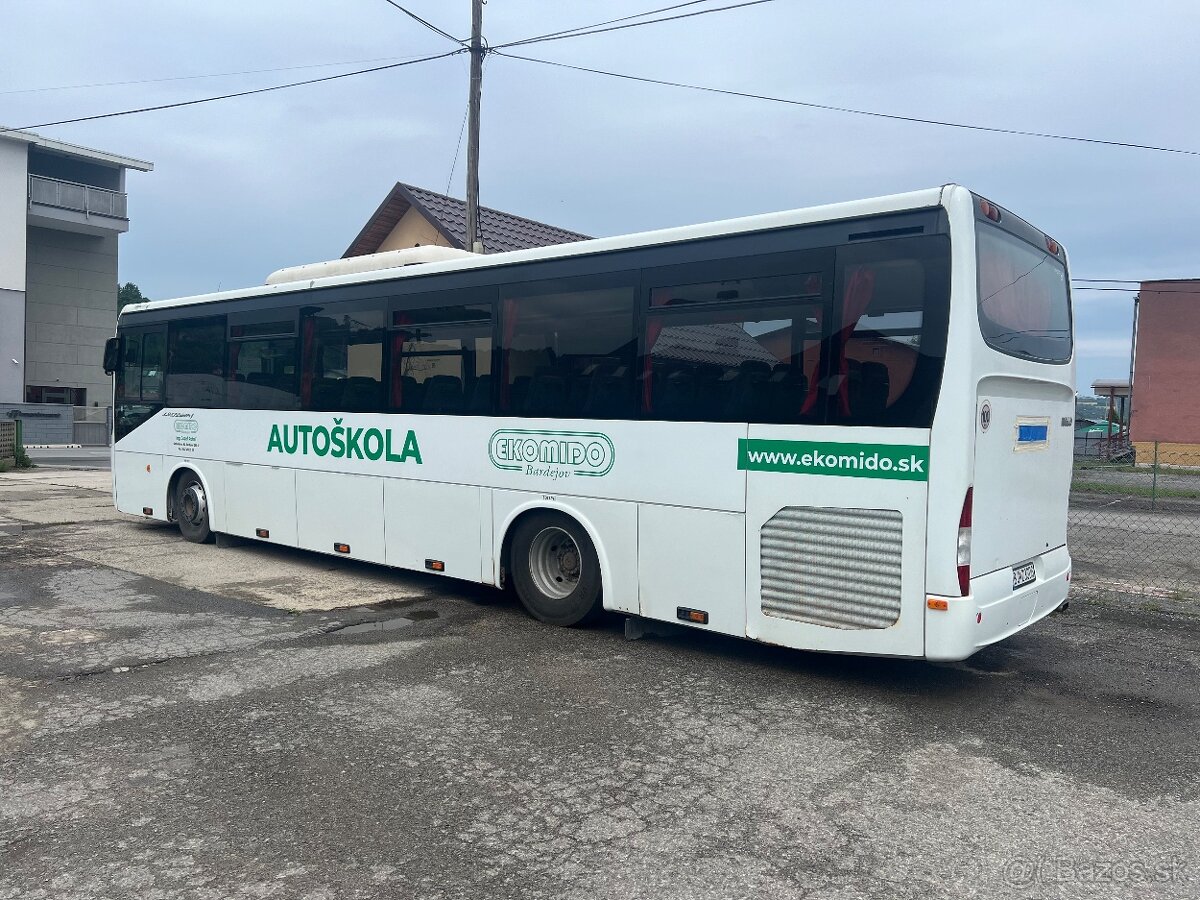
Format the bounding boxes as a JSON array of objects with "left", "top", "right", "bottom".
[
  {"left": 979, "top": 199, "right": 1002, "bottom": 222},
  {"left": 957, "top": 487, "right": 974, "bottom": 596}
]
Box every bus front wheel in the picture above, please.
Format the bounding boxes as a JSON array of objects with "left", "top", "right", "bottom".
[
  {"left": 510, "top": 512, "right": 602, "bottom": 627},
  {"left": 174, "top": 472, "right": 212, "bottom": 544}
]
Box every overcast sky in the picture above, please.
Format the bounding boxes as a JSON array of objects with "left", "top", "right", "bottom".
[{"left": 5, "top": 0, "right": 1199, "bottom": 393}]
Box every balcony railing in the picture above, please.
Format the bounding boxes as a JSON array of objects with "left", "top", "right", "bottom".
[{"left": 28, "top": 174, "right": 127, "bottom": 219}]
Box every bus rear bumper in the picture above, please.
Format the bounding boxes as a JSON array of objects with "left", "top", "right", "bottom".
[{"left": 925, "top": 545, "right": 1071, "bottom": 661}]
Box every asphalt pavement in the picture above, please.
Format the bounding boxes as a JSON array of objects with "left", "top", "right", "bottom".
[
  {"left": 1, "top": 471, "right": 1198, "bottom": 899},
  {"left": 24, "top": 447, "right": 112, "bottom": 470}
]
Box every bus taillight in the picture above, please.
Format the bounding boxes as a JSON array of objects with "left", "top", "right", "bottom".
[{"left": 957, "top": 487, "right": 973, "bottom": 596}]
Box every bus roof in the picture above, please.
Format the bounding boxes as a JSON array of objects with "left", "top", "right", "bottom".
[{"left": 122, "top": 185, "right": 953, "bottom": 316}]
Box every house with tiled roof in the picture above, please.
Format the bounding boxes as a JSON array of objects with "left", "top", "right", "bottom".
[{"left": 343, "top": 182, "right": 590, "bottom": 258}]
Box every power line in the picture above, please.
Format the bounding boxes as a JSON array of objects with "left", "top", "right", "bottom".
[
  {"left": 494, "top": 51, "right": 1200, "bottom": 158},
  {"left": 494, "top": 0, "right": 733, "bottom": 49},
  {"left": 0, "top": 55, "right": 432, "bottom": 96},
  {"left": 0, "top": 50, "right": 464, "bottom": 134},
  {"left": 379, "top": 0, "right": 465, "bottom": 46},
  {"left": 1073, "top": 286, "right": 1200, "bottom": 293},
  {"left": 445, "top": 100, "right": 470, "bottom": 196},
  {"left": 1073, "top": 279, "right": 1143, "bottom": 284},
  {"left": 494, "top": 0, "right": 778, "bottom": 50}
]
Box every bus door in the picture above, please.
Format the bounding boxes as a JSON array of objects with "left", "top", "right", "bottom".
[{"left": 743, "top": 236, "right": 949, "bottom": 657}]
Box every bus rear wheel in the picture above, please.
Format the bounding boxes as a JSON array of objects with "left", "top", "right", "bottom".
[
  {"left": 174, "top": 472, "right": 212, "bottom": 544},
  {"left": 510, "top": 512, "right": 602, "bottom": 627}
]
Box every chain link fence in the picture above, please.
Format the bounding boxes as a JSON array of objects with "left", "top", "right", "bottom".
[{"left": 1069, "top": 441, "right": 1200, "bottom": 599}]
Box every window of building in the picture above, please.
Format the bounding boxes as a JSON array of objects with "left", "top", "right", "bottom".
[
  {"left": 499, "top": 274, "right": 637, "bottom": 419},
  {"left": 25, "top": 385, "right": 86, "bottom": 405}
]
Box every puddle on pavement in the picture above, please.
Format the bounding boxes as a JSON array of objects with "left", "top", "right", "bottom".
[{"left": 335, "top": 608, "right": 439, "bottom": 635}]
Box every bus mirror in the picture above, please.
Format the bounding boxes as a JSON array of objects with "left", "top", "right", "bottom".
[{"left": 103, "top": 337, "right": 121, "bottom": 376}]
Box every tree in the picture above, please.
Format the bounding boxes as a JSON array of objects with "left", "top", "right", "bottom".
[{"left": 118, "top": 282, "right": 147, "bottom": 310}]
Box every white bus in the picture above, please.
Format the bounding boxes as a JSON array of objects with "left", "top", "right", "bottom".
[{"left": 105, "top": 184, "right": 1074, "bottom": 661}]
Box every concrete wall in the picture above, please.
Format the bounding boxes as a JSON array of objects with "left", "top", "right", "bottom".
[
  {"left": 378, "top": 206, "right": 447, "bottom": 252},
  {"left": 1130, "top": 281, "right": 1200, "bottom": 444},
  {"left": 0, "top": 404, "right": 74, "bottom": 445},
  {"left": 24, "top": 226, "right": 118, "bottom": 408},
  {"left": 0, "top": 139, "right": 29, "bottom": 402}
]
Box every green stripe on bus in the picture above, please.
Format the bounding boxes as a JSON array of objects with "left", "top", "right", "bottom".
[{"left": 738, "top": 439, "right": 930, "bottom": 481}]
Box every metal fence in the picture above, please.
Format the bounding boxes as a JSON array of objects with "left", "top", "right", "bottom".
[
  {"left": 0, "top": 421, "right": 15, "bottom": 462},
  {"left": 28, "top": 174, "right": 128, "bottom": 219},
  {"left": 1069, "top": 442, "right": 1200, "bottom": 599},
  {"left": 73, "top": 406, "right": 111, "bottom": 446}
]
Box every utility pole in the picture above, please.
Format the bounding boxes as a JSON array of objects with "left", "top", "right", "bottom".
[{"left": 465, "top": 0, "right": 484, "bottom": 254}]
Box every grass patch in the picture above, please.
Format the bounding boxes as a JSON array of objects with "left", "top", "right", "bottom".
[{"left": 1071, "top": 481, "right": 1200, "bottom": 500}]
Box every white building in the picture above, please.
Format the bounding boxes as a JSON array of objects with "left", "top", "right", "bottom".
[{"left": 0, "top": 129, "right": 152, "bottom": 409}]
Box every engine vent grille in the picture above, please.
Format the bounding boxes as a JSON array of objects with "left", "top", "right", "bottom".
[{"left": 760, "top": 506, "right": 903, "bottom": 630}]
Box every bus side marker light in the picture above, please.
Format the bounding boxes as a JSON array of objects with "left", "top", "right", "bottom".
[
  {"left": 977, "top": 612, "right": 983, "bottom": 624},
  {"left": 979, "top": 198, "right": 1002, "bottom": 222},
  {"left": 256, "top": 528, "right": 270, "bottom": 539},
  {"left": 145, "top": 464, "right": 151, "bottom": 473},
  {"left": 676, "top": 607, "right": 709, "bottom": 625},
  {"left": 334, "top": 543, "right": 351, "bottom": 554},
  {"left": 142, "top": 507, "right": 153, "bottom": 516},
  {"left": 927, "top": 598, "right": 949, "bottom": 611},
  {"left": 425, "top": 559, "right": 445, "bottom": 572}
]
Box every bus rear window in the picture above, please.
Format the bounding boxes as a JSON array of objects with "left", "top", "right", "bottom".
[{"left": 977, "top": 225, "right": 1071, "bottom": 363}]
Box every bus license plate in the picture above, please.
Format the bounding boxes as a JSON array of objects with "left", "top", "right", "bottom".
[{"left": 1012, "top": 562, "right": 1037, "bottom": 590}]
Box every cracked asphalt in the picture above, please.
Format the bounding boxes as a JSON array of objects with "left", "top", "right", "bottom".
[{"left": 2, "top": 469, "right": 1199, "bottom": 899}]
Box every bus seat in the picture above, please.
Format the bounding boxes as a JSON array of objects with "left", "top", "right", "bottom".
[
  {"left": 656, "top": 369, "right": 696, "bottom": 420},
  {"left": 467, "top": 374, "right": 493, "bottom": 414},
  {"left": 310, "top": 377, "right": 343, "bottom": 410},
  {"left": 508, "top": 376, "right": 531, "bottom": 413},
  {"left": 847, "top": 361, "right": 889, "bottom": 418},
  {"left": 583, "top": 373, "right": 627, "bottom": 419},
  {"left": 422, "top": 375, "right": 464, "bottom": 414},
  {"left": 524, "top": 373, "right": 567, "bottom": 417},
  {"left": 343, "top": 376, "right": 383, "bottom": 413}
]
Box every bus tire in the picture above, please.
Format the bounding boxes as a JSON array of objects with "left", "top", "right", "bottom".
[
  {"left": 510, "top": 512, "right": 602, "bottom": 627},
  {"left": 174, "top": 471, "right": 212, "bottom": 544}
]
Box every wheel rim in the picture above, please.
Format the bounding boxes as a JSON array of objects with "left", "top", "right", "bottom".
[
  {"left": 180, "top": 482, "right": 207, "bottom": 526},
  {"left": 527, "top": 526, "right": 581, "bottom": 601}
]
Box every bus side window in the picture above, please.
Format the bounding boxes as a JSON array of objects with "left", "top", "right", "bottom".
[
  {"left": 167, "top": 317, "right": 227, "bottom": 408},
  {"left": 498, "top": 274, "right": 637, "bottom": 420},
  {"left": 641, "top": 269, "right": 825, "bottom": 424},
  {"left": 832, "top": 236, "right": 950, "bottom": 427},
  {"left": 120, "top": 332, "right": 142, "bottom": 401},
  {"left": 301, "top": 300, "right": 387, "bottom": 413},
  {"left": 140, "top": 331, "right": 165, "bottom": 402}
]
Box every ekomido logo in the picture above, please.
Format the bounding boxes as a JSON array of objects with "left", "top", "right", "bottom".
[
  {"left": 489, "top": 429, "right": 615, "bottom": 479},
  {"left": 738, "top": 439, "right": 930, "bottom": 481}
]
